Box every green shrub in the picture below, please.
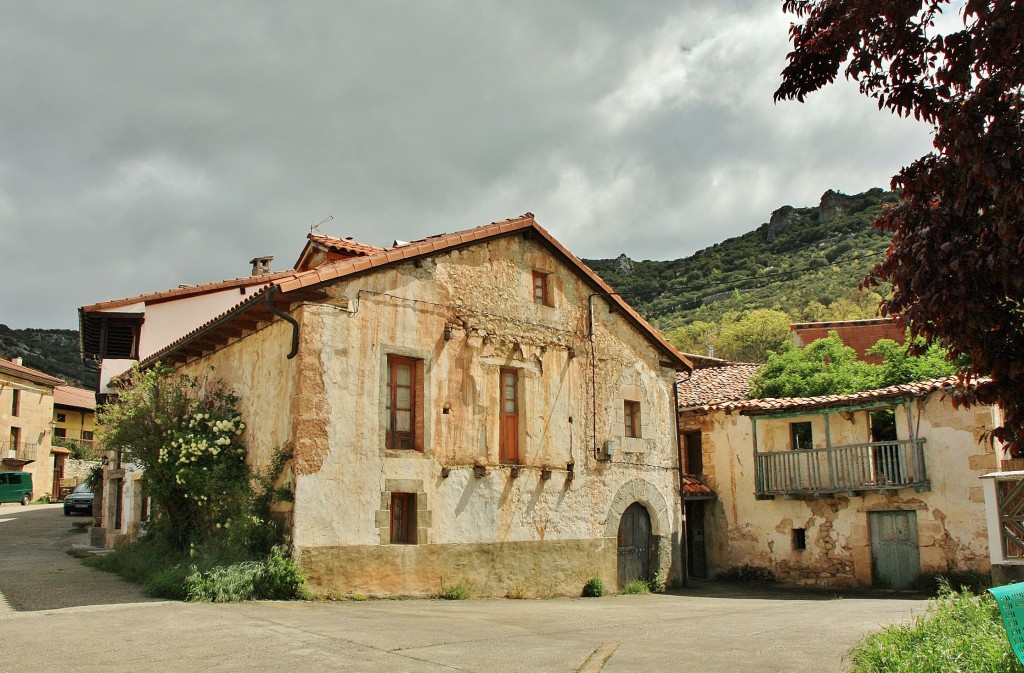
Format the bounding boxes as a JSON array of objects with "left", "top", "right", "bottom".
[
  {"left": 437, "top": 581, "right": 471, "bottom": 600},
  {"left": 582, "top": 576, "right": 605, "bottom": 598},
  {"left": 32, "top": 493, "right": 51, "bottom": 504},
  {"left": 646, "top": 572, "right": 666, "bottom": 594},
  {"left": 619, "top": 580, "right": 650, "bottom": 595},
  {"left": 849, "top": 586, "right": 1024, "bottom": 673}
]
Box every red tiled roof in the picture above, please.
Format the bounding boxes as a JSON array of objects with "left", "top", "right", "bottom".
[
  {"left": 140, "top": 214, "right": 693, "bottom": 372},
  {"left": 682, "top": 475, "right": 716, "bottom": 499},
  {"left": 54, "top": 385, "right": 96, "bottom": 411},
  {"left": 677, "top": 363, "right": 761, "bottom": 409},
  {"left": 308, "top": 233, "right": 385, "bottom": 257},
  {"left": 790, "top": 317, "right": 900, "bottom": 329},
  {"left": 80, "top": 269, "right": 300, "bottom": 312},
  {"left": 0, "top": 359, "right": 64, "bottom": 387},
  {"left": 688, "top": 376, "right": 961, "bottom": 415}
]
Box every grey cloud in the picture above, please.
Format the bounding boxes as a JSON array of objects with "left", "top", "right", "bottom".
[{"left": 0, "top": 1, "right": 933, "bottom": 328}]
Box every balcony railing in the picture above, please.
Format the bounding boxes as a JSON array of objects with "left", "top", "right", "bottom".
[
  {"left": 0, "top": 440, "right": 39, "bottom": 462},
  {"left": 53, "top": 437, "right": 99, "bottom": 457},
  {"left": 755, "top": 439, "right": 929, "bottom": 497}
]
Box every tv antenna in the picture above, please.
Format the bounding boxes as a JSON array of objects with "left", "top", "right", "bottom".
[{"left": 310, "top": 215, "right": 333, "bottom": 234}]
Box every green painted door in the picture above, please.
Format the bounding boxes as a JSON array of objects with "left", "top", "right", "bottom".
[{"left": 869, "top": 511, "right": 920, "bottom": 589}]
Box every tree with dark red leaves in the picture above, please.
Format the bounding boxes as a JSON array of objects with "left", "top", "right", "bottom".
[{"left": 775, "top": 0, "right": 1024, "bottom": 454}]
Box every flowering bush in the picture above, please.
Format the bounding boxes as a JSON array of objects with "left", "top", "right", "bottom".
[{"left": 95, "top": 365, "right": 303, "bottom": 601}]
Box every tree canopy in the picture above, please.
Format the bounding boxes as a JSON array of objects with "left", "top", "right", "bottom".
[
  {"left": 749, "top": 332, "right": 957, "bottom": 398},
  {"left": 776, "top": 1, "right": 1024, "bottom": 452}
]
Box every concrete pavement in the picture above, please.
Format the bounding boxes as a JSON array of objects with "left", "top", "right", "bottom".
[{"left": 0, "top": 506, "right": 928, "bottom": 672}]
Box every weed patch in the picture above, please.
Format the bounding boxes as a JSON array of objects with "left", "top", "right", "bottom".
[
  {"left": 437, "top": 581, "right": 471, "bottom": 600},
  {"left": 848, "top": 586, "right": 1024, "bottom": 673},
  {"left": 582, "top": 576, "right": 605, "bottom": 598},
  {"left": 619, "top": 580, "right": 650, "bottom": 595}
]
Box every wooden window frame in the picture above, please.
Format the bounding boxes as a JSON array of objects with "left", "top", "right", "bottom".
[
  {"left": 792, "top": 528, "right": 807, "bottom": 551},
  {"left": 53, "top": 427, "right": 67, "bottom": 439},
  {"left": 500, "top": 368, "right": 520, "bottom": 463},
  {"left": 532, "top": 270, "right": 551, "bottom": 307},
  {"left": 11, "top": 389, "right": 20, "bottom": 417},
  {"left": 390, "top": 492, "right": 417, "bottom": 544},
  {"left": 385, "top": 355, "right": 422, "bottom": 451},
  {"left": 624, "top": 400, "right": 641, "bottom": 439}
]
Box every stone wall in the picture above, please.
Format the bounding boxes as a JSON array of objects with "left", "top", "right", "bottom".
[
  {"left": 177, "top": 233, "right": 684, "bottom": 597},
  {"left": 684, "top": 393, "right": 996, "bottom": 587}
]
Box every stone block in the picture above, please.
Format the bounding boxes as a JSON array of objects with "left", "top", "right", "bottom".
[
  {"left": 374, "top": 510, "right": 390, "bottom": 528},
  {"left": 969, "top": 487, "right": 985, "bottom": 503},
  {"left": 968, "top": 454, "right": 997, "bottom": 471}
]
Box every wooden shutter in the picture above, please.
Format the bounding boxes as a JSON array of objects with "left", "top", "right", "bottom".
[{"left": 500, "top": 368, "right": 520, "bottom": 463}]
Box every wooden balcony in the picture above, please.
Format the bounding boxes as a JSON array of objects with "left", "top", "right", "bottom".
[
  {"left": 0, "top": 440, "right": 39, "bottom": 464},
  {"left": 755, "top": 439, "right": 929, "bottom": 498}
]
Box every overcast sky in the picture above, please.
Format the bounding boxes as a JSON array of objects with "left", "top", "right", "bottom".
[{"left": 1, "top": 1, "right": 937, "bottom": 329}]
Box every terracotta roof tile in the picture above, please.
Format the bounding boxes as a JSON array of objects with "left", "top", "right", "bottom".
[
  {"left": 790, "top": 317, "right": 900, "bottom": 329},
  {"left": 0, "top": 359, "right": 64, "bottom": 387},
  {"left": 686, "top": 376, "right": 962, "bottom": 415},
  {"left": 682, "top": 475, "right": 716, "bottom": 499},
  {"left": 677, "top": 363, "right": 762, "bottom": 409},
  {"left": 307, "top": 233, "right": 384, "bottom": 257},
  {"left": 54, "top": 385, "right": 97, "bottom": 411},
  {"left": 81, "top": 269, "right": 298, "bottom": 312},
  {"left": 140, "top": 214, "right": 692, "bottom": 371}
]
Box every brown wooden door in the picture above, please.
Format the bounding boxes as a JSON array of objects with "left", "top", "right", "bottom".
[
  {"left": 500, "top": 368, "right": 519, "bottom": 463},
  {"left": 617, "top": 503, "right": 652, "bottom": 587}
]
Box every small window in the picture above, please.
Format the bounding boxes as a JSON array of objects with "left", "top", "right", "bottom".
[
  {"left": 390, "top": 492, "right": 417, "bottom": 544},
  {"left": 792, "top": 528, "right": 807, "bottom": 551},
  {"left": 624, "top": 400, "right": 641, "bottom": 439},
  {"left": 790, "top": 422, "right": 813, "bottom": 450},
  {"left": 685, "top": 432, "right": 703, "bottom": 475},
  {"left": 82, "top": 430, "right": 94, "bottom": 441},
  {"left": 11, "top": 389, "right": 20, "bottom": 417},
  {"left": 56, "top": 413, "right": 66, "bottom": 423},
  {"left": 54, "top": 427, "right": 67, "bottom": 438},
  {"left": 532, "top": 271, "right": 551, "bottom": 306},
  {"left": 386, "top": 355, "right": 422, "bottom": 451}
]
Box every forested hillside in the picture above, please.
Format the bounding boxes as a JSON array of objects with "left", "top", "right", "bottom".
[
  {"left": 0, "top": 325, "right": 95, "bottom": 387},
  {"left": 585, "top": 188, "right": 897, "bottom": 361}
]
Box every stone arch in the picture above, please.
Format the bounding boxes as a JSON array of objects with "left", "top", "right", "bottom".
[{"left": 603, "top": 479, "right": 672, "bottom": 538}]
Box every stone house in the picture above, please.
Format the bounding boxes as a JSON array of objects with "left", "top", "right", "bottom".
[
  {"left": 678, "top": 363, "right": 996, "bottom": 588},
  {"left": 130, "top": 214, "right": 692, "bottom": 597},
  {"left": 0, "top": 357, "right": 66, "bottom": 501}
]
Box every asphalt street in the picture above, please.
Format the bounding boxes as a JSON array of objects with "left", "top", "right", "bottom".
[{"left": 0, "top": 505, "right": 928, "bottom": 672}]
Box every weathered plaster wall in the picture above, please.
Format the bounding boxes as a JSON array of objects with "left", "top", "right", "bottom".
[
  {"left": 171, "top": 234, "right": 683, "bottom": 597},
  {"left": 687, "top": 393, "right": 994, "bottom": 587},
  {"left": 282, "top": 235, "right": 682, "bottom": 597}
]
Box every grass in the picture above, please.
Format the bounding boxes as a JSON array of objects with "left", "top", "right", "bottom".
[
  {"left": 84, "top": 538, "right": 307, "bottom": 602},
  {"left": 848, "top": 585, "right": 1024, "bottom": 673},
  {"left": 437, "top": 581, "right": 471, "bottom": 600},
  {"left": 618, "top": 579, "right": 650, "bottom": 595}
]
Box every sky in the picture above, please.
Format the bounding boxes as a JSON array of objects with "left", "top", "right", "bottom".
[{"left": 1, "top": 1, "right": 939, "bottom": 329}]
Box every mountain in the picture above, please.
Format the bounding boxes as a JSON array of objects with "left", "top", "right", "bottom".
[
  {"left": 0, "top": 325, "right": 96, "bottom": 388},
  {"left": 584, "top": 188, "right": 898, "bottom": 358},
  {"left": 5, "top": 188, "right": 897, "bottom": 380}
]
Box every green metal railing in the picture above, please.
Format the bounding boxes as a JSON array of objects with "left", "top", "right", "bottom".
[{"left": 755, "top": 438, "right": 928, "bottom": 496}]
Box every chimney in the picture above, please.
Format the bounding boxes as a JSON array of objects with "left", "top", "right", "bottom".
[
  {"left": 11, "top": 357, "right": 22, "bottom": 366},
  {"left": 249, "top": 256, "right": 273, "bottom": 276}
]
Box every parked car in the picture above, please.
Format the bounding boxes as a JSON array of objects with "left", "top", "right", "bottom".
[
  {"left": 0, "top": 471, "right": 33, "bottom": 505},
  {"left": 63, "top": 482, "right": 94, "bottom": 516}
]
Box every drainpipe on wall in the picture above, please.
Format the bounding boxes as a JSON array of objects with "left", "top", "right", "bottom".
[{"left": 266, "top": 285, "right": 299, "bottom": 359}]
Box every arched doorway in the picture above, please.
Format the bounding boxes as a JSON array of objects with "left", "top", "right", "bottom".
[{"left": 617, "top": 502, "right": 652, "bottom": 587}]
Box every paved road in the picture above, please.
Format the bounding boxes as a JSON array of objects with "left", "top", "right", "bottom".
[
  {"left": 0, "top": 506, "right": 928, "bottom": 672},
  {"left": 0, "top": 503, "right": 155, "bottom": 611}
]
